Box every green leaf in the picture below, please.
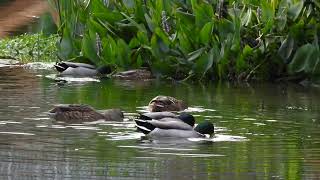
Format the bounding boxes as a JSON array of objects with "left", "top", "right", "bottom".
[
  {"left": 188, "top": 48, "right": 205, "bottom": 62},
  {"left": 278, "top": 35, "right": 294, "bottom": 61},
  {"left": 288, "top": 1, "right": 304, "bottom": 21},
  {"left": 276, "top": 4, "right": 287, "bottom": 31},
  {"left": 193, "top": 3, "right": 214, "bottom": 28},
  {"left": 137, "top": 31, "right": 149, "bottom": 45},
  {"left": 288, "top": 44, "right": 316, "bottom": 74},
  {"left": 82, "top": 29, "right": 99, "bottom": 64},
  {"left": 116, "top": 39, "right": 131, "bottom": 69},
  {"left": 193, "top": 48, "right": 214, "bottom": 78},
  {"left": 136, "top": 54, "right": 143, "bottom": 68},
  {"left": 58, "top": 29, "right": 73, "bottom": 59},
  {"left": 241, "top": 8, "right": 252, "bottom": 26},
  {"left": 261, "top": 1, "right": 274, "bottom": 23},
  {"left": 129, "top": 37, "right": 140, "bottom": 48},
  {"left": 144, "top": 13, "right": 154, "bottom": 32},
  {"left": 121, "top": 12, "right": 147, "bottom": 34},
  {"left": 200, "top": 22, "right": 213, "bottom": 44}
]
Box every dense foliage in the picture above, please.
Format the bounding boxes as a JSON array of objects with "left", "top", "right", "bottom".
[
  {"left": 0, "top": 34, "right": 58, "bottom": 63},
  {"left": 52, "top": 0, "right": 320, "bottom": 81}
]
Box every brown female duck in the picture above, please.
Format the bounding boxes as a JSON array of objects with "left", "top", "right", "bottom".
[
  {"left": 112, "top": 69, "right": 153, "bottom": 80},
  {"left": 148, "top": 96, "right": 188, "bottom": 112},
  {"left": 49, "top": 104, "right": 123, "bottom": 123}
]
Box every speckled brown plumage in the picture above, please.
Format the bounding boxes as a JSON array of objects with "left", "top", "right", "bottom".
[
  {"left": 148, "top": 96, "right": 188, "bottom": 112},
  {"left": 112, "top": 69, "right": 153, "bottom": 80},
  {"left": 49, "top": 104, "right": 123, "bottom": 123}
]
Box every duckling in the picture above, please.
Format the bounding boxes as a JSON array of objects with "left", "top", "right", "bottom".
[
  {"left": 54, "top": 62, "right": 111, "bottom": 77},
  {"left": 135, "top": 117, "right": 214, "bottom": 138},
  {"left": 48, "top": 104, "right": 123, "bottom": 123},
  {"left": 148, "top": 96, "right": 188, "bottom": 112}
]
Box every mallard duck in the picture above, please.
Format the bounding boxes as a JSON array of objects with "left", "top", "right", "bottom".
[
  {"left": 48, "top": 104, "right": 123, "bottom": 123},
  {"left": 135, "top": 116, "right": 214, "bottom": 138},
  {"left": 54, "top": 62, "right": 111, "bottom": 77},
  {"left": 148, "top": 96, "right": 188, "bottom": 112},
  {"left": 112, "top": 69, "right": 153, "bottom": 80}
]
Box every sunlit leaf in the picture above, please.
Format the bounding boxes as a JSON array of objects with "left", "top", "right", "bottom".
[
  {"left": 241, "top": 8, "right": 252, "bottom": 26},
  {"left": 188, "top": 48, "right": 205, "bottom": 62},
  {"left": 200, "top": 22, "right": 213, "bottom": 44}
]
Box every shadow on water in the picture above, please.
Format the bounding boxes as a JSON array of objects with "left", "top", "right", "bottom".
[{"left": 0, "top": 64, "right": 320, "bottom": 179}]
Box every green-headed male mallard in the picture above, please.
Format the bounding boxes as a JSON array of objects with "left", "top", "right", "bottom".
[
  {"left": 135, "top": 112, "right": 214, "bottom": 138},
  {"left": 49, "top": 104, "right": 123, "bottom": 123},
  {"left": 54, "top": 62, "right": 111, "bottom": 77},
  {"left": 148, "top": 96, "right": 188, "bottom": 112}
]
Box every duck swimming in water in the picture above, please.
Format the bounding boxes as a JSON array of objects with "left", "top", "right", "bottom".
[
  {"left": 54, "top": 62, "right": 111, "bottom": 77},
  {"left": 135, "top": 112, "right": 214, "bottom": 138},
  {"left": 49, "top": 104, "right": 123, "bottom": 123},
  {"left": 148, "top": 96, "right": 188, "bottom": 112}
]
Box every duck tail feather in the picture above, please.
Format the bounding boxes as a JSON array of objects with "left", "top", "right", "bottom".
[
  {"left": 134, "top": 119, "right": 155, "bottom": 134},
  {"left": 136, "top": 125, "right": 151, "bottom": 135},
  {"left": 54, "top": 64, "right": 67, "bottom": 72}
]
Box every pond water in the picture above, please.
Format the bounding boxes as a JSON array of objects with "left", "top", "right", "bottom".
[{"left": 0, "top": 64, "right": 320, "bottom": 179}]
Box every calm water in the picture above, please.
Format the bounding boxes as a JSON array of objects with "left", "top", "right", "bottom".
[{"left": 0, "top": 64, "right": 320, "bottom": 179}]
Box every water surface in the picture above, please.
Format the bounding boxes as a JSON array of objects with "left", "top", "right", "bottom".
[{"left": 0, "top": 65, "right": 319, "bottom": 179}]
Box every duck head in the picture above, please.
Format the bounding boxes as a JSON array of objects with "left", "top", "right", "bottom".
[
  {"left": 178, "top": 112, "right": 195, "bottom": 127},
  {"left": 97, "top": 65, "right": 112, "bottom": 75},
  {"left": 194, "top": 121, "right": 215, "bottom": 137}
]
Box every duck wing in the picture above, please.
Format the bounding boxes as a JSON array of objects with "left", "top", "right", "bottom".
[
  {"left": 54, "top": 62, "right": 96, "bottom": 72},
  {"left": 59, "top": 66, "right": 98, "bottom": 76},
  {"left": 148, "top": 120, "right": 193, "bottom": 130},
  {"left": 149, "top": 129, "right": 204, "bottom": 138},
  {"left": 61, "top": 62, "right": 96, "bottom": 69},
  {"left": 135, "top": 119, "right": 192, "bottom": 131},
  {"left": 139, "top": 112, "right": 177, "bottom": 120}
]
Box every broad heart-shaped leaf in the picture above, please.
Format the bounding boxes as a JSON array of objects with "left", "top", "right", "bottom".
[
  {"left": 193, "top": 2, "right": 214, "bottom": 28},
  {"left": 278, "top": 35, "right": 295, "bottom": 62},
  {"left": 288, "top": 1, "right": 304, "bottom": 21},
  {"left": 58, "top": 28, "right": 74, "bottom": 60},
  {"left": 101, "top": 36, "right": 117, "bottom": 65},
  {"left": 81, "top": 29, "right": 99, "bottom": 65},
  {"left": 116, "top": 39, "right": 130, "bottom": 69},
  {"left": 193, "top": 48, "right": 214, "bottom": 78},
  {"left": 288, "top": 44, "right": 317, "bottom": 74},
  {"left": 200, "top": 22, "right": 213, "bottom": 45}
]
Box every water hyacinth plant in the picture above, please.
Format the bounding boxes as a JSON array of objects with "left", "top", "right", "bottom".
[{"left": 50, "top": 0, "right": 320, "bottom": 82}]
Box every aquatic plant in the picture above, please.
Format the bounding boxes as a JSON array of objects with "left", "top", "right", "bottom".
[
  {"left": 51, "top": 0, "right": 320, "bottom": 82},
  {"left": 0, "top": 33, "right": 58, "bottom": 63}
]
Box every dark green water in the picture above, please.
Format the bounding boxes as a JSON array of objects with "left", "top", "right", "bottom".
[{"left": 0, "top": 64, "right": 320, "bottom": 179}]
